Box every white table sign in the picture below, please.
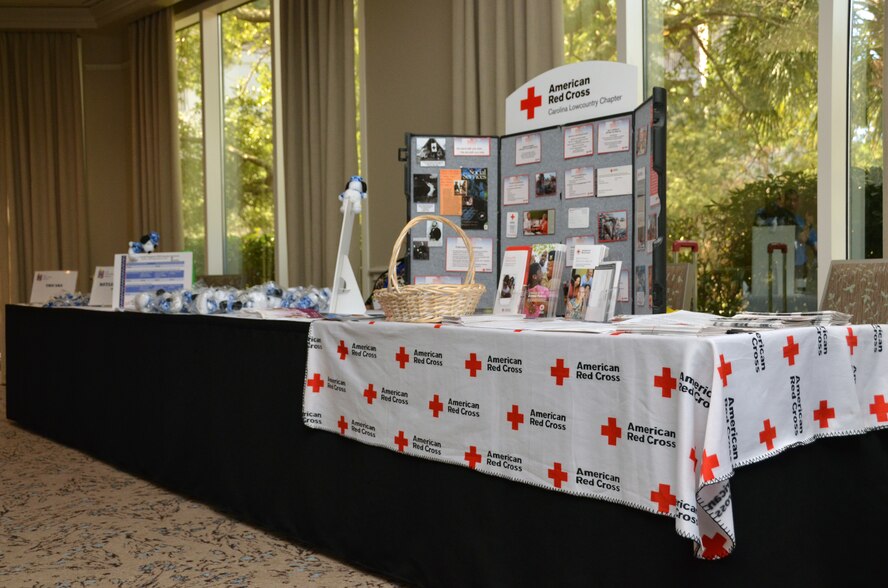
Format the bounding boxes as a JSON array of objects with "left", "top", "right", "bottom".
[
  {"left": 30, "top": 270, "right": 78, "bottom": 304},
  {"left": 88, "top": 266, "right": 115, "bottom": 306}
]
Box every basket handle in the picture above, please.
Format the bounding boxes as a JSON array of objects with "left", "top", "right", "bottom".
[{"left": 389, "top": 214, "right": 476, "bottom": 291}]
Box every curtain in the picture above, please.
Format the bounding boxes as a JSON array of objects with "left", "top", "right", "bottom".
[
  {"left": 129, "top": 7, "right": 183, "bottom": 252},
  {"left": 281, "top": 0, "right": 359, "bottom": 287},
  {"left": 0, "top": 32, "right": 89, "bottom": 383},
  {"left": 452, "top": 0, "right": 564, "bottom": 136}
]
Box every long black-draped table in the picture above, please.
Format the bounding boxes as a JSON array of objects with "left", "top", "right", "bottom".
[{"left": 6, "top": 304, "right": 888, "bottom": 587}]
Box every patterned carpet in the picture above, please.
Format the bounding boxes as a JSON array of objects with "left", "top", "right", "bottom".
[{"left": 0, "top": 385, "right": 401, "bottom": 587}]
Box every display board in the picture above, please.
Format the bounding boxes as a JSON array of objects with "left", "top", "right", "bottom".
[
  {"left": 402, "top": 135, "right": 501, "bottom": 309},
  {"left": 402, "top": 89, "right": 666, "bottom": 315}
]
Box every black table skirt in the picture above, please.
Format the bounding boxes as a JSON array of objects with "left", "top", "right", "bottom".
[{"left": 6, "top": 304, "right": 888, "bottom": 587}]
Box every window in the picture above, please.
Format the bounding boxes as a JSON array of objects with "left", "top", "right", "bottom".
[
  {"left": 564, "top": 0, "right": 618, "bottom": 62},
  {"left": 176, "top": 0, "right": 275, "bottom": 285}
]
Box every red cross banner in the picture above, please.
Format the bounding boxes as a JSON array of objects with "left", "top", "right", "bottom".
[{"left": 302, "top": 322, "right": 888, "bottom": 559}]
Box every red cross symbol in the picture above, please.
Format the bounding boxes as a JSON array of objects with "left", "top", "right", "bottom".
[
  {"left": 814, "top": 399, "right": 835, "bottom": 428},
  {"left": 506, "top": 404, "right": 525, "bottom": 430},
  {"left": 701, "top": 533, "right": 729, "bottom": 559},
  {"left": 654, "top": 367, "right": 677, "bottom": 398},
  {"left": 428, "top": 394, "right": 444, "bottom": 418},
  {"left": 717, "top": 354, "right": 733, "bottom": 387},
  {"left": 550, "top": 358, "right": 570, "bottom": 386},
  {"left": 337, "top": 340, "right": 348, "bottom": 360},
  {"left": 465, "top": 353, "right": 483, "bottom": 377},
  {"left": 650, "top": 483, "right": 677, "bottom": 514},
  {"left": 337, "top": 415, "right": 348, "bottom": 435},
  {"left": 520, "top": 86, "right": 542, "bottom": 120},
  {"left": 548, "top": 461, "right": 568, "bottom": 488},
  {"left": 306, "top": 373, "right": 324, "bottom": 393},
  {"left": 395, "top": 346, "right": 410, "bottom": 369},
  {"left": 846, "top": 327, "right": 858, "bottom": 355},
  {"left": 759, "top": 419, "right": 777, "bottom": 450},
  {"left": 394, "top": 430, "right": 408, "bottom": 452},
  {"left": 783, "top": 335, "right": 799, "bottom": 366},
  {"left": 600, "top": 417, "right": 622, "bottom": 446},
  {"left": 870, "top": 394, "right": 888, "bottom": 422},
  {"left": 701, "top": 450, "right": 719, "bottom": 482},
  {"left": 464, "top": 445, "right": 482, "bottom": 469},
  {"left": 689, "top": 448, "right": 698, "bottom": 470},
  {"left": 363, "top": 383, "right": 377, "bottom": 404}
]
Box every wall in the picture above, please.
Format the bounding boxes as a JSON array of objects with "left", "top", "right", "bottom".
[
  {"left": 80, "top": 30, "right": 132, "bottom": 276},
  {"left": 364, "top": 0, "right": 453, "bottom": 275}
]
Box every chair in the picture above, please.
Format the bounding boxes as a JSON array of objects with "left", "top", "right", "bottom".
[
  {"left": 667, "top": 263, "right": 695, "bottom": 311},
  {"left": 820, "top": 259, "right": 888, "bottom": 323}
]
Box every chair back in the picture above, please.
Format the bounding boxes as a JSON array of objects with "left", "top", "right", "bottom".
[
  {"left": 667, "top": 263, "right": 696, "bottom": 311},
  {"left": 820, "top": 259, "right": 888, "bottom": 323}
]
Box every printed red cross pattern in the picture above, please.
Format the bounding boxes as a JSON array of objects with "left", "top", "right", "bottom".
[
  {"left": 550, "top": 358, "right": 570, "bottom": 386},
  {"left": 363, "top": 383, "right": 377, "bottom": 404},
  {"left": 396, "top": 347, "right": 410, "bottom": 369},
  {"left": 847, "top": 328, "right": 858, "bottom": 355},
  {"left": 464, "top": 445, "right": 481, "bottom": 470},
  {"left": 465, "top": 353, "right": 483, "bottom": 377},
  {"left": 428, "top": 394, "right": 444, "bottom": 418},
  {"left": 337, "top": 416, "right": 348, "bottom": 435},
  {"left": 650, "top": 483, "right": 677, "bottom": 514},
  {"left": 654, "top": 367, "right": 677, "bottom": 398},
  {"left": 870, "top": 394, "right": 888, "bottom": 422},
  {"left": 394, "top": 430, "right": 408, "bottom": 452},
  {"left": 701, "top": 533, "right": 730, "bottom": 559},
  {"left": 701, "top": 450, "right": 719, "bottom": 482},
  {"left": 601, "top": 417, "right": 622, "bottom": 446},
  {"left": 506, "top": 405, "right": 524, "bottom": 431},
  {"left": 717, "top": 355, "right": 733, "bottom": 387},
  {"left": 307, "top": 373, "right": 324, "bottom": 393},
  {"left": 520, "top": 86, "right": 542, "bottom": 119},
  {"left": 548, "top": 462, "right": 568, "bottom": 489},
  {"left": 814, "top": 399, "right": 835, "bottom": 428},
  {"left": 759, "top": 419, "right": 777, "bottom": 451},
  {"left": 337, "top": 340, "right": 348, "bottom": 360},
  {"left": 783, "top": 336, "right": 799, "bottom": 366}
]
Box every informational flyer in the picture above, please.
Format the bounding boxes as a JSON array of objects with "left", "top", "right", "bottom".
[
  {"left": 597, "top": 116, "right": 631, "bottom": 154},
  {"left": 564, "top": 167, "right": 595, "bottom": 199},
  {"left": 29, "top": 270, "right": 78, "bottom": 304},
  {"left": 454, "top": 137, "right": 491, "bottom": 157},
  {"left": 563, "top": 123, "right": 595, "bottom": 159},
  {"left": 618, "top": 268, "right": 630, "bottom": 302},
  {"left": 597, "top": 164, "right": 633, "bottom": 197},
  {"left": 565, "top": 234, "right": 596, "bottom": 267},
  {"left": 439, "top": 169, "right": 463, "bottom": 215},
  {"left": 503, "top": 174, "right": 530, "bottom": 205},
  {"left": 88, "top": 266, "right": 115, "bottom": 306},
  {"left": 445, "top": 237, "right": 493, "bottom": 273},
  {"left": 112, "top": 252, "right": 193, "bottom": 311},
  {"left": 515, "top": 133, "right": 542, "bottom": 165},
  {"left": 506, "top": 211, "right": 519, "bottom": 238},
  {"left": 567, "top": 207, "right": 590, "bottom": 229}
]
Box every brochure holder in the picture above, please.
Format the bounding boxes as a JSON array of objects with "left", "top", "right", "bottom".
[{"left": 329, "top": 178, "right": 367, "bottom": 315}]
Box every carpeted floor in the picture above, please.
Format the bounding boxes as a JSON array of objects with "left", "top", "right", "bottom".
[{"left": 0, "top": 385, "right": 401, "bottom": 587}]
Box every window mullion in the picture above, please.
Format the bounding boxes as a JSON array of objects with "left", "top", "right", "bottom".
[{"left": 201, "top": 8, "right": 225, "bottom": 275}]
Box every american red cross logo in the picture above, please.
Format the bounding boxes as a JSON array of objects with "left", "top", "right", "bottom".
[
  {"left": 813, "top": 399, "right": 835, "bottom": 428},
  {"left": 464, "top": 445, "right": 481, "bottom": 469},
  {"left": 717, "top": 354, "right": 732, "bottom": 387},
  {"left": 506, "top": 404, "right": 524, "bottom": 430},
  {"left": 650, "top": 483, "right": 677, "bottom": 514},
  {"left": 465, "top": 353, "right": 483, "bottom": 377},
  {"left": 846, "top": 327, "right": 858, "bottom": 355},
  {"left": 783, "top": 335, "right": 799, "bottom": 366},
  {"left": 550, "top": 358, "right": 570, "bottom": 386},
  {"left": 396, "top": 346, "right": 410, "bottom": 369},
  {"left": 429, "top": 394, "right": 444, "bottom": 418},
  {"left": 337, "top": 416, "right": 348, "bottom": 435},
  {"left": 548, "top": 461, "right": 568, "bottom": 488},
  {"left": 759, "top": 419, "right": 777, "bottom": 450},
  {"left": 433, "top": 324, "right": 442, "bottom": 328},
  {"left": 337, "top": 340, "right": 348, "bottom": 360},
  {"left": 870, "top": 394, "right": 888, "bottom": 422},
  {"left": 701, "top": 450, "right": 719, "bottom": 482},
  {"left": 654, "top": 367, "right": 677, "bottom": 398},
  {"left": 701, "top": 533, "right": 729, "bottom": 559},
  {"left": 520, "top": 86, "right": 542, "bottom": 120},
  {"left": 689, "top": 448, "right": 698, "bottom": 470},
  {"left": 601, "top": 417, "right": 622, "bottom": 446},
  {"left": 306, "top": 373, "right": 324, "bottom": 393},
  {"left": 394, "top": 430, "right": 408, "bottom": 452},
  {"left": 363, "top": 383, "right": 377, "bottom": 404}
]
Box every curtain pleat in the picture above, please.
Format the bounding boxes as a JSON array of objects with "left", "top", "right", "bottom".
[
  {"left": 129, "top": 8, "right": 183, "bottom": 252},
  {"left": 281, "top": 0, "right": 358, "bottom": 287},
  {"left": 452, "top": 0, "right": 564, "bottom": 136},
  {"left": 0, "top": 32, "right": 89, "bottom": 383}
]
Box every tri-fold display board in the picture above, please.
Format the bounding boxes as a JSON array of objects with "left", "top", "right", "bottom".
[{"left": 401, "top": 62, "right": 666, "bottom": 315}]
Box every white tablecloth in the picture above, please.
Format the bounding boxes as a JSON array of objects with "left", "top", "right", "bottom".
[{"left": 302, "top": 321, "right": 888, "bottom": 558}]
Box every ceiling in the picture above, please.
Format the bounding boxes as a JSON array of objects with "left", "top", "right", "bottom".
[{"left": 0, "top": 0, "right": 180, "bottom": 30}]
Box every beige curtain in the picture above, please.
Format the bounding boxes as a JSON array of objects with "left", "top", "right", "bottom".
[
  {"left": 281, "top": 0, "right": 358, "bottom": 287},
  {"left": 0, "top": 32, "right": 89, "bottom": 382},
  {"left": 129, "top": 8, "right": 183, "bottom": 251},
  {"left": 452, "top": 0, "right": 564, "bottom": 136}
]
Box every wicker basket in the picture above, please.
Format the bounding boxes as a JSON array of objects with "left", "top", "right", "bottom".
[{"left": 374, "top": 214, "right": 485, "bottom": 322}]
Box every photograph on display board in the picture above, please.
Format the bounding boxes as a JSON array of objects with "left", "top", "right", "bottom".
[
  {"left": 563, "top": 267, "right": 592, "bottom": 320},
  {"left": 598, "top": 210, "right": 628, "bottom": 243},
  {"left": 427, "top": 220, "right": 443, "bottom": 247},
  {"left": 617, "top": 268, "right": 630, "bottom": 302},
  {"left": 416, "top": 137, "right": 446, "bottom": 166},
  {"left": 523, "top": 209, "right": 555, "bottom": 236},
  {"left": 635, "top": 265, "right": 647, "bottom": 308},
  {"left": 460, "top": 167, "right": 489, "bottom": 230},
  {"left": 647, "top": 213, "right": 658, "bottom": 242},
  {"left": 413, "top": 174, "right": 438, "bottom": 203},
  {"left": 535, "top": 172, "right": 558, "bottom": 196},
  {"left": 648, "top": 265, "right": 654, "bottom": 308},
  {"left": 439, "top": 169, "right": 463, "bottom": 215},
  {"left": 636, "top": 195, "right": 645, "bottom": 250},
  {"left": 636, "top": 126, "right": 648, "bottom": 156},
  {"left": 412, "top": 239, "right": 430, "bottom": 260}
]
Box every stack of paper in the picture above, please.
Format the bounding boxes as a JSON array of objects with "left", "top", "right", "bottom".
[{"left": 712, "top": 311, "right": 852, "bottom": 331}]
